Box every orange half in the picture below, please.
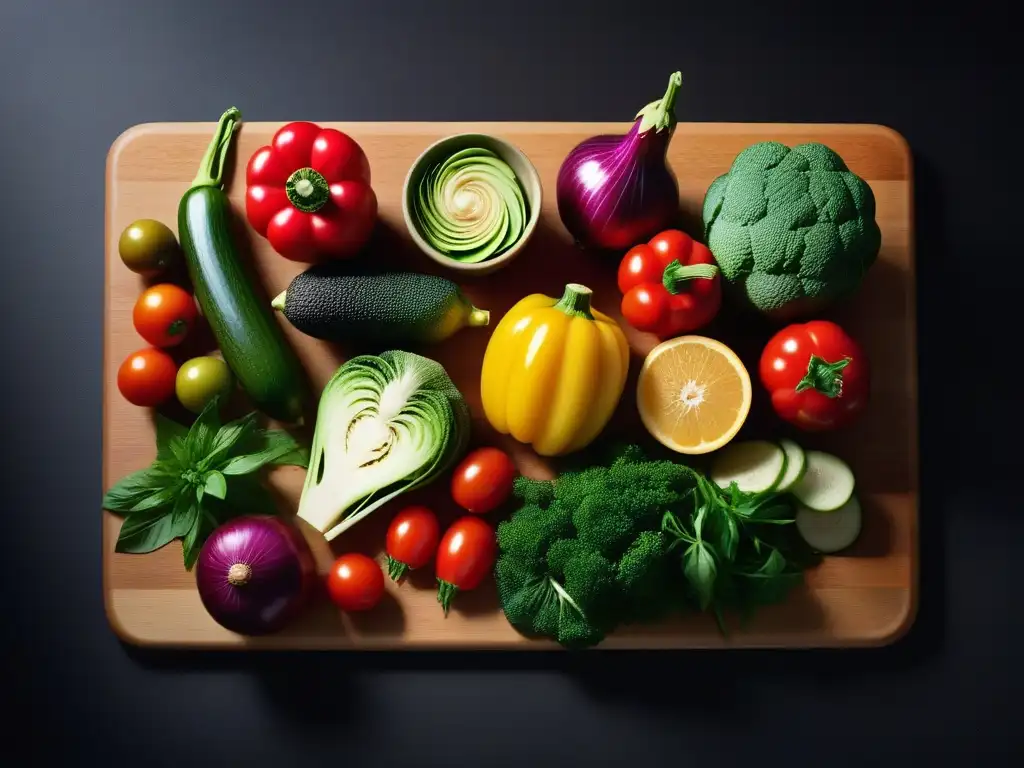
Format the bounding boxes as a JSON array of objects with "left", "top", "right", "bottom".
[{"left": 636, "top": 336, "right": 752, "bottom": 455}]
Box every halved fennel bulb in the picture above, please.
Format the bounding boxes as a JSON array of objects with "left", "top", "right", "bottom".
[{"left": 297, "top": 350, "right": 470, "bottom": 541}]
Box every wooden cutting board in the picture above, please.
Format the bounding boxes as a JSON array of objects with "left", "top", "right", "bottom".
[{"left": 103, "top": 121, "right": 917, "bottom": 650}]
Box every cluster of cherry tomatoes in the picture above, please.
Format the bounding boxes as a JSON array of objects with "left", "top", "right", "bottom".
[
  {"left": 324, "top": 447, "right": 517, "bottom": 614},
  {"left": 116, "top": 283, "right": 199, "bottom": 407}
]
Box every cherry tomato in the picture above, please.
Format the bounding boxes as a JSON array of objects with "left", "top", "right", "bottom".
[
  {"left": 326, "top": 553, "right": 385, "bottom": 612},
  {"left": 451, "top": 447, "right": 517, "bottom": 514},
  {"left": 435, "top": 516, "right": 496, "bottom": 615},
  {"left": 117, "top": 347, "right": 177, "bottom": 407},
  {"left": 759, "top": 320, "right": 869, "bottom": 431},
  {"left": 385, "top": 506, "right": 441, "bottom": 582},
  {"left": 132, "top": 284, "right": 198, "bottom": 348}
]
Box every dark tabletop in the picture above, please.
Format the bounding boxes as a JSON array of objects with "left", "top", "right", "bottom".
[{"left": 2, "top": 0, "right": 1018, "bottom": 763}]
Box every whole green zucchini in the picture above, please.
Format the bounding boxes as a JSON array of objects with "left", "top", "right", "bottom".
[{"left": 178, "top": 107, "right": 308, "bottom": 424}]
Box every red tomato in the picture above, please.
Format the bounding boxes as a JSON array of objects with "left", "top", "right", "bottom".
[
  {"left": 385, "top": 506, "right": 440, "bottom": 582},
  {"left": 117, "top": 347, "right": 177, "bottom": 407},
  {"left": 759, "top": 320, "right": 870, "bottom": 431},
  {"left": 435, "top": 516, "right": 496, "bottom": 615},
  {"left": 326, "top": 553, "right": 385, "bottom": 612},
  {"left": 451, "top": 447, "right": 517, "bottom": 514},
  {"left": 133, "top": 284, "right": 198, "bottom": 348}
]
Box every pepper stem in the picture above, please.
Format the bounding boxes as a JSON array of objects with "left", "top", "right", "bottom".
[
  {"left": 437, "top": 579, "right": 459, "bottom": 616},
  {"left": 271, "top": 290, "right": 287, "bottom": 311},
  {"left": 795, "top": 354, "right": 851, "bottom": 398},
  {"left": 662, "top": 260, "right": 719, "bottom": 295},
  {"left": 190, "top": 107, "right": 242, "bottom": 189},
  {"left": 286, "top": 167, "right": 331, "bottom": 213},
  {"left": 468, "top": 308, "right": 490, "bottom": 327},
  {"left": 635, "top": 72, "right": 683, "bottom": 134},
  {"left": 553, "top": 283, "right": 595, "bottom": 319}
]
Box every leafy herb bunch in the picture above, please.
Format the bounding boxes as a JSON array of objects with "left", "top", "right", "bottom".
[
  {"left": 102, "top": 398, "right": 309, "bottom": 569},
  {"left": 662, "top": 472, "right": 819, "bottom": 633}
]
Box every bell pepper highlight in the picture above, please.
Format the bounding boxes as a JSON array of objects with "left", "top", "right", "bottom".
[{"left": 245, "top": 121, "right": 378, "bottom": 263}]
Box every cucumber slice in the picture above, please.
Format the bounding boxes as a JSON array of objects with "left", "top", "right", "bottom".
[
  {"left": 790, "top": 450, "right": 855, "bottom": 512},
  {"left": 796, "top": 495, "right": 862, "bottom": 553},
  {"left": 775, "top": 438, "right": 807, "bottom": 492},
  {"left": 710, "top": 440, "right": 787, "bottom": 494}
]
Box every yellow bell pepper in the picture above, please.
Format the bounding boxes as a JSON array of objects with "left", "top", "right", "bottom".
[{"left": 480, "top": 283, "right": 629, "bottom": 457}]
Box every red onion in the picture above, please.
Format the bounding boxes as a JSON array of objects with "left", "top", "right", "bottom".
[
  {"left": 556, "top": 72, "right": 683, "bottom": 251},
  {"left": 196, "top": 516, "right": 317, "bottom": 636}
]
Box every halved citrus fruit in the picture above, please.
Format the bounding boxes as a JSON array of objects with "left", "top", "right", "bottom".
[{"left": 637, "top": 335, "right": 752, "bottom": 455}]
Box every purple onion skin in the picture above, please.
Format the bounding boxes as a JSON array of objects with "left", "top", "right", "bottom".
[
  {"left": 556, "top": 121, "right": 680, "bottom": 252},
  {"left": 196, "top": 516, "right": 317, "bottom": 636}
]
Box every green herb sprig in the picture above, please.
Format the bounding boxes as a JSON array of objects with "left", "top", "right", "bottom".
[
  {"left": 662, "top": 474, "right": 819, "bottom": 634},
  {"left": 102, "top": 398, "right": 309, "bottom": 569}
]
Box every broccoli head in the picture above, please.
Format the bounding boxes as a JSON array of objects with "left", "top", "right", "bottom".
[
  {"left": 702, "top": 141, "right": 881, "bottom": 320},
  {"left": 494, "top": 446, "right": 693, "bottom": 649}
]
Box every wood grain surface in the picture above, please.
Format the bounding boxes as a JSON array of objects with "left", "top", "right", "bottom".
[{"left": 103, "top": 121, "right": 917, "bottom": 650}]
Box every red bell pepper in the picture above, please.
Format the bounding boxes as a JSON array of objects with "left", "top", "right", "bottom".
[
  {"left": 616, "top": 229, "right": 721, "bottom": 337},
  {"left": 245, "top": 121, "right": 377, "bottom": 263},
  {"left": 759, "top": 320, "right": 870, "bottom": 432}
]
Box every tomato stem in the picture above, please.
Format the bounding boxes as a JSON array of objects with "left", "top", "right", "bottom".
[
  {"left": 553, "top": 283, "right": 595, "bottom": 320},
  {"left": 386, "top": 555, "right": 409, "bottom": 583},
  {"left": 795, "top": 354, "right": 851, "bottom": 398},
  {"left": 436, "top": 579, "right": 460, "bottom": 616},
  {"left": 662, "top": 260, "right": 719, "bottom": 295}
]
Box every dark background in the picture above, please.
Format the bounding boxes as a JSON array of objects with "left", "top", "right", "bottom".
[{"left": 2, "top": 0, "right": 1019, "bottom": 763}]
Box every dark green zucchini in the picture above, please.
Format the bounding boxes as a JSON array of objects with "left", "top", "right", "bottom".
[{"left": 177, "top": 107, "right": 308, "bottom": 424}]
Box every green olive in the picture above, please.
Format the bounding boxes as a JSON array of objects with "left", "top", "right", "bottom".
[
  {"left": 118, "top": 219, "right": 181, "bottom": 277},
  {"left": 176, "top": 356, "right": 234, "bottom": 414}
]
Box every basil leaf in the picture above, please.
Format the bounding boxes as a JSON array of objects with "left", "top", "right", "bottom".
[
  {"left": 102, "top": 463, "right": 178, "bottom": 513},
  {"left": 155, "top": 414, "right": 189, "bottom": 463},
  {"left": 204, "top": 470, "right": 227, "bottom": 500},
  {"left": 182, "top": 509, "right": 207, "bottom": 571},
  {"left": 115, "top": 507, "right": 178, "bottom": 554},
  {"left": 203, "top": 413, "right": 258, "bottom": 469},
  {"left": 684, "top": 542, "right": 717, "bottom": 611},
  {"left": 714, "top": 514, "right": 739, "bottom": 563},
  {"left": 220, "top": 438, "right": 303, "bottom": 476},
  {"left": 170, "top": 491, "right": 198, "bottom": 538},
  {"left": 184, "top": 397, "right": 222, "bottom": 463},
  {"left": 128, "top": 482, "right": 184, "bottom": 513},
  {"left": 224, "top": 476, "right": 280, "bottom": 515},
  {"left": 237, "top": 428, "right": 309, "bottom": 469},
  {"left": 169, "top": 437, "right": 191, "bottom": 468}
]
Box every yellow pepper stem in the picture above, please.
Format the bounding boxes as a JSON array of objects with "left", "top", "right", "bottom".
[{"left": 553, "top": 283, "right": 595, "bottom": 320}]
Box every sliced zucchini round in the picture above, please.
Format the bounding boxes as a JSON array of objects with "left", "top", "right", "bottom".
[
  {"left": 775, "top": 438, "right": 807, "bottom": 492},
  {"left": 710, "top": 440, "right": 787, "bottom": 494},
  {"left": 790, "top": 450, "right": 856, "bottom": 512},
  {"left": 796, "top": 495, "right": 862, "bottom": 553}
]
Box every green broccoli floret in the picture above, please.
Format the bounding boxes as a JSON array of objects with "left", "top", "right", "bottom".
[
  {"left": 616, "top": 530, "right": 674, "bottom": 624},
  {"left": 494, "top": 446, "right": 695, "bottom": 649},
  {"left": 702, "top": 141, "right": 881, "bottom": 320}
]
